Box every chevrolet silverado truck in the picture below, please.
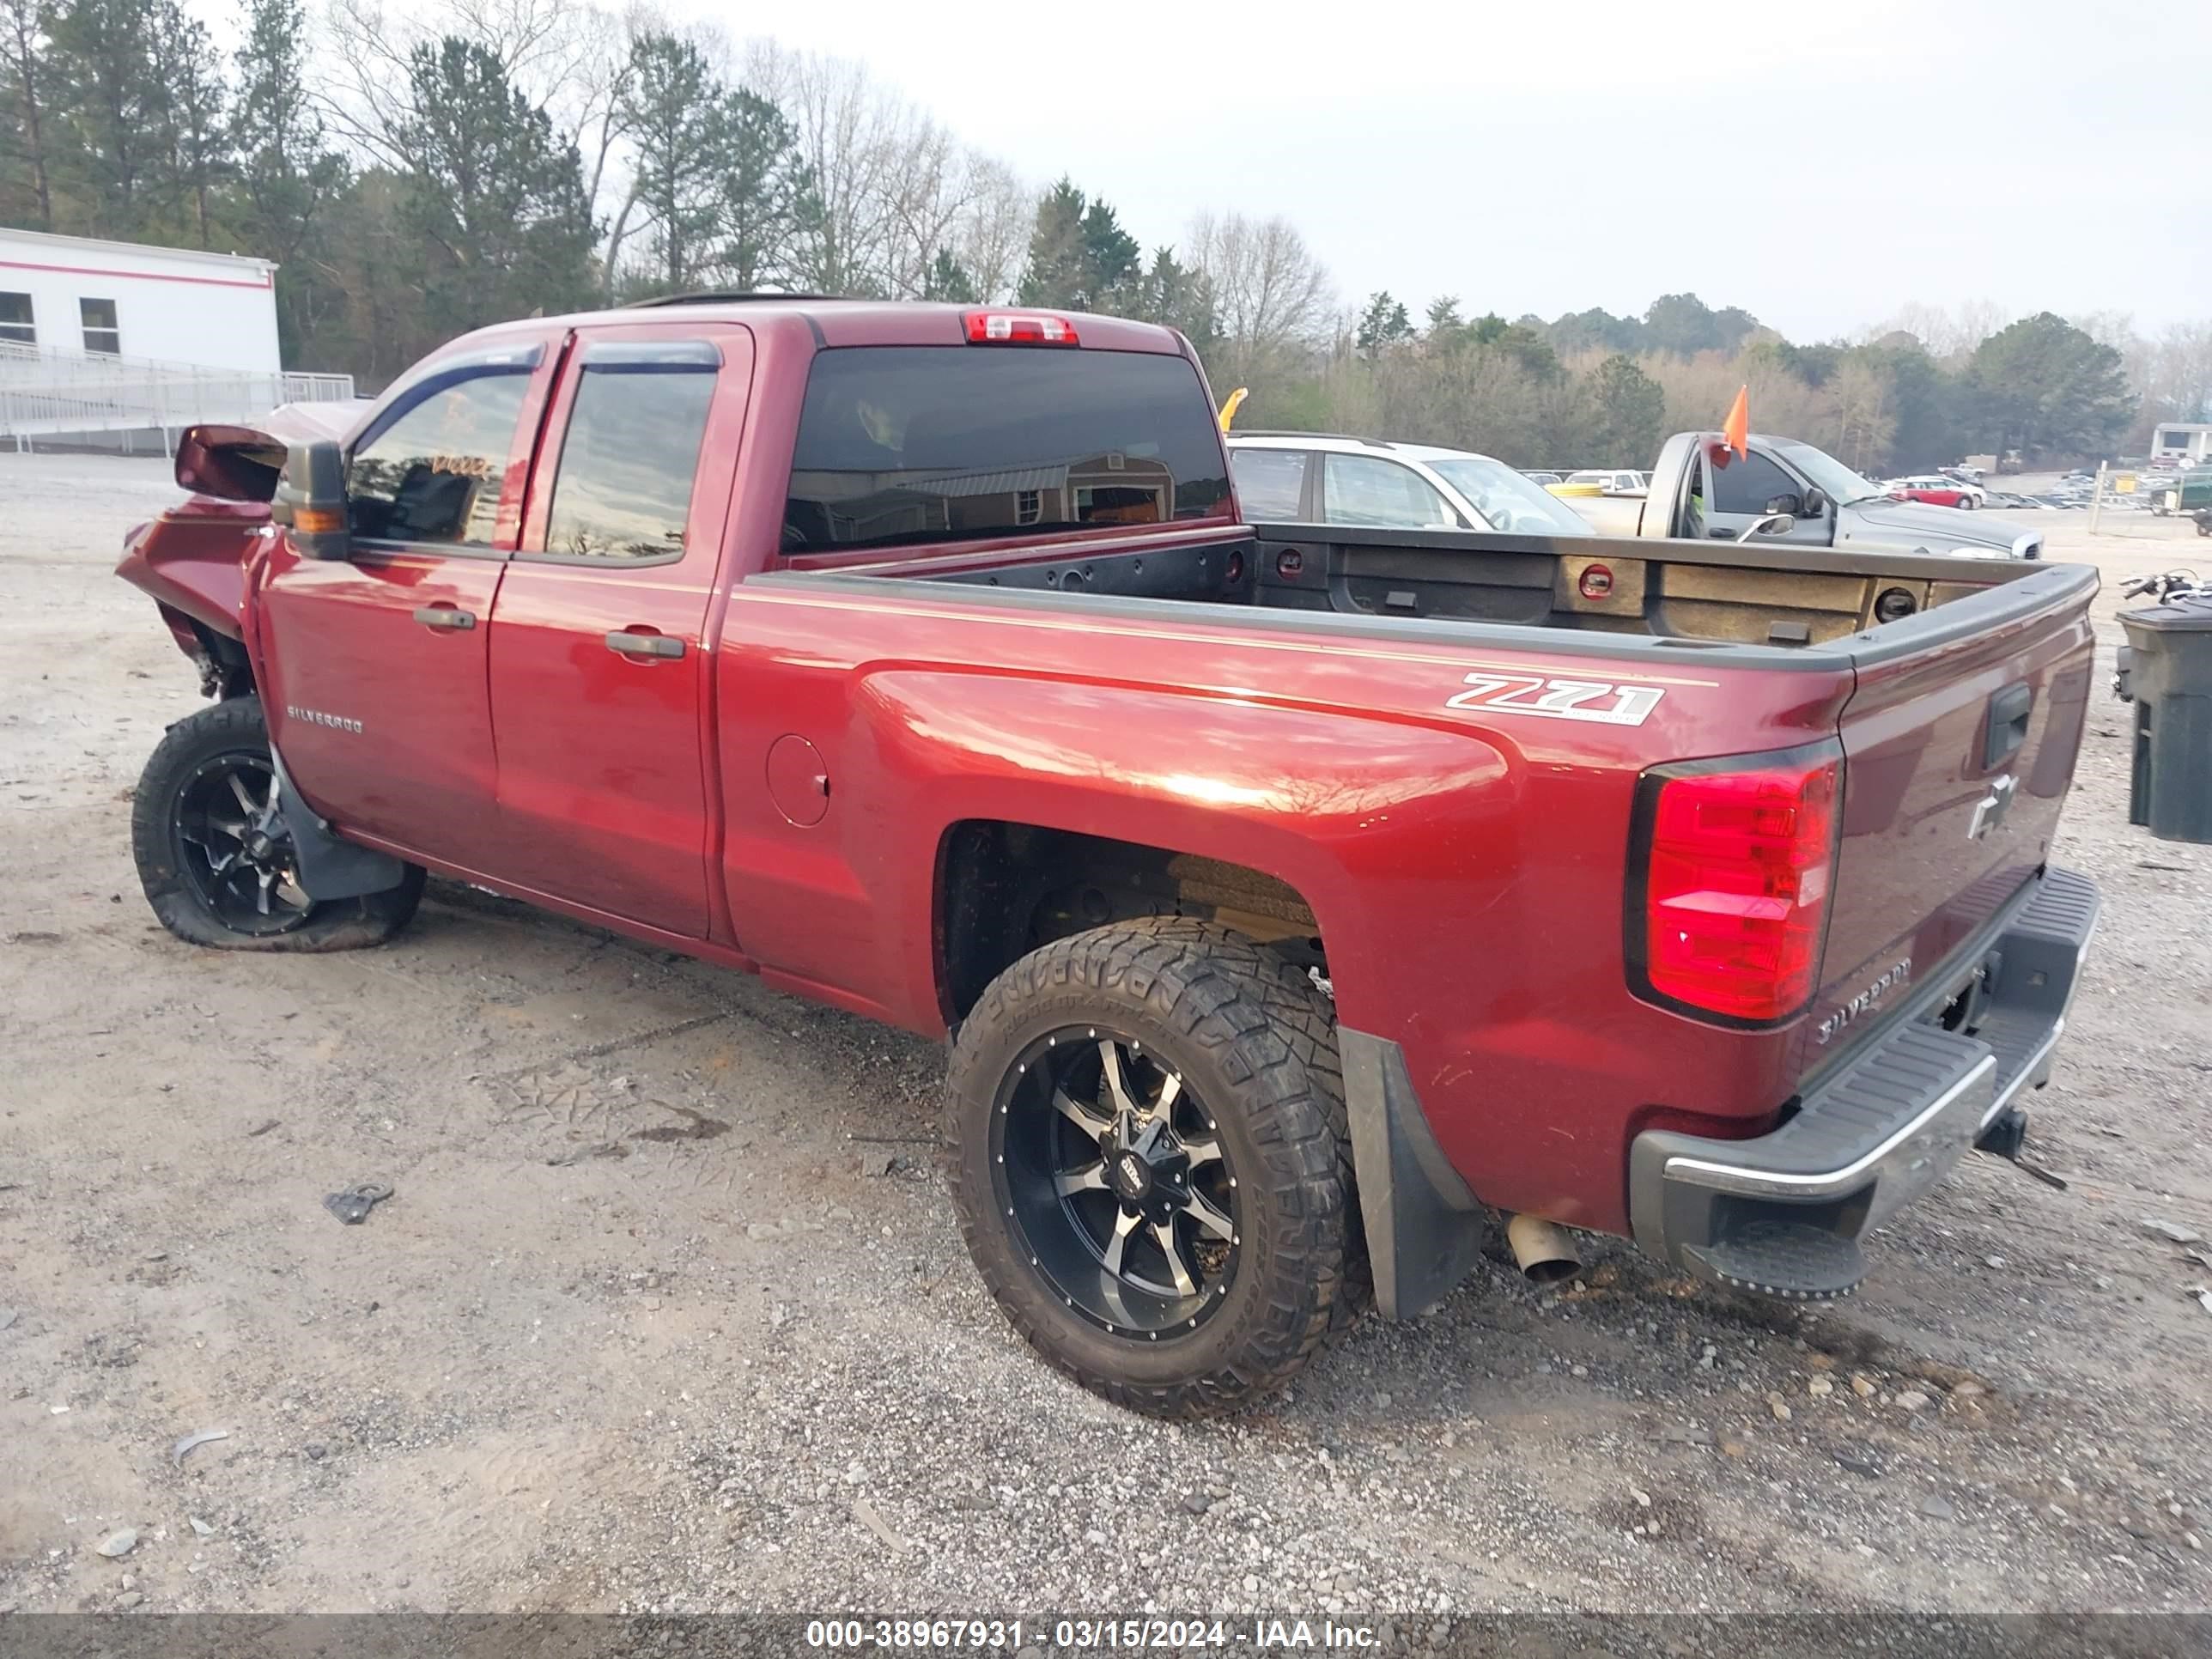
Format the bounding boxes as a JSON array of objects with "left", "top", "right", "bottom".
[
  {"left": 118, "top": 299, "right": 2100, "bottom": 1417},
  {"left": 1638, "top": 429, "right": 2045, "bottom": 560}
]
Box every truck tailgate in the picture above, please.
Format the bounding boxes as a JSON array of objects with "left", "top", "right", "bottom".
[{"left": 1803, "top": 564, "right": 2097, "bottom": 1078}]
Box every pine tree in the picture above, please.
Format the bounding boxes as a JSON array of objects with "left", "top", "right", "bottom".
[
  {"left": 714, "top": 87, "right": 813, "bottom": 292},
  {"left": 921, "top": 246, "right": 977, "bottom": 303},
  {"left": 618, "top": 34, "right": 726, "bottom": 295},
  {"left": 231, "top": 0, "right": 348, "bottom": 362},
  {"left": 1, "top": 0, "right": 56, "bottom": 227},
  {"left": 1017, "top": 176, "right": 1139, "bottom": 313},
  {"left": 1355, "top": 291, "right": 1411, "bottom": 358},
  {"left": 46, "top": 0, "right": 161, "bottom": 235},
  {"left": 395, "top": 37, "right": 597, "bottom": 334},
  {"left": 147, "top": 0, "right": 222, "bottom": 246}
]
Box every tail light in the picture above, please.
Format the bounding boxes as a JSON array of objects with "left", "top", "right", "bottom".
[
  {"left": 964, "top": 311, "right": 1079, "bottom": 346},
  {"left": 1627, "top": 744, "right": 1843, "bottom": 1025}
]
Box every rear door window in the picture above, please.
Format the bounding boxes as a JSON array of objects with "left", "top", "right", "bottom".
[
  {"left": 1323, "top": 453, "right": 1457, "bottom": 528},
  {"left": 541, "top": 346, "right": 719, "bottom": 562},
  {"left": 784, "top": 347, "right": 1230, "bottom": 555},
  {"left": 1231, "top": 449, "right": 1310, "bottom": 520}
]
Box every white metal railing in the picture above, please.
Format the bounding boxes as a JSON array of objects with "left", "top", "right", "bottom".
[{"left": 1, "top": 339, "right": 356, "bottom": 449}]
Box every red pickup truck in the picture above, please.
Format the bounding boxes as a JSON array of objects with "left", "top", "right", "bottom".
[{"left": 118, "top": 298, "right": 2101, "bottom": 1417}]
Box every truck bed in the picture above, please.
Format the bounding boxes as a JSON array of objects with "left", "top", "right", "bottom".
[{"left": 803, "top": 520, "right": 2081, "bottom": 656}]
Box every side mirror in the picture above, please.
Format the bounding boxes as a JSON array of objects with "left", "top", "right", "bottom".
[
  {"left": 273, "top": 439, "right": 352, "bottom": 562},
  {"left": 1738, "top": 512, "right": 1796, "bottom": 543},
  {"left": 1800, "top": 486, "right": 1827, "bottom": 517},
  {"left": 1764, "top": 492, "right": 1804, "bottom": 517}
]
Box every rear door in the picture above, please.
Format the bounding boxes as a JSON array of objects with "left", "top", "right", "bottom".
[
  {"left": 1803, "top": 569, "right": 2097, "bottom": 1074},
  {"left": 257, "top": 336, "right": 556, "bottom": 871},
  {"left": 486, "top": 323, "right": 752, "bottom": 936},
  {"left": 1319, "top": 453, "right": 1465, "bottom": 528}
]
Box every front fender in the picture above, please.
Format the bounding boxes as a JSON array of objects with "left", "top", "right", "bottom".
[{"left": 115, "top": 500, "right": 270, "bottom": 644}]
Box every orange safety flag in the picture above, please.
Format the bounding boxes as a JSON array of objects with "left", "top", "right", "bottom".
[{"left": 1721, "top": 385, "right": 1749, "bottom": 461}]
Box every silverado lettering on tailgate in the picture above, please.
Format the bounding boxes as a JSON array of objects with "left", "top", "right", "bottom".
[{"left": 1445, "top": 672, "right": 1666, "bottom": 726}]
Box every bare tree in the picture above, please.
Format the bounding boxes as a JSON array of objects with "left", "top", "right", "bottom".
[
  {"left": 1186, "top": 210, "right": 1335, "bottom": 379},
  {"left": 1867, "top": 298, "right": 2014, "bottom": 361},
  {"left": 952, "top": 155, "right": 1031, "bottom": 302},
  {"left": 741, "top": 41, "right": 901, "bottom": 294},
  {"left": 2143, "top": 320, "right": 2212, "bottom": 422}
]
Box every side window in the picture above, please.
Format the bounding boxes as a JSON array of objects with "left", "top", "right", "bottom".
[
  {"left": 1325, "top": 453, "right": 1456, "bottom": 528},
  {"left": 543, "top": 354, "right": 718, "bottom": 562},
  {"left": 0, "top": 291, "right": 33, "bottom": 345},
  {"left": 80, "top": 297, "right": 119, "bottom": 355},
  {"left": 1707, "top": 449, "right": 1800, "bottom": 515},
  {"left": 346, "top": 371, "right": 532, "bottom": 547},
  {"left": 1231, "top": 449, "right": 1308, "bottom": 520}
]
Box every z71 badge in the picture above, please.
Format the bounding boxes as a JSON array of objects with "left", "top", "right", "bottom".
[{"left": 1445, "top": 672, "right": 1666, "bottom": 726}]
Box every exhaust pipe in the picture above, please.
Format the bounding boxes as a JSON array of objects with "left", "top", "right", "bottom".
[{"left": 1505, "top": 1213, "right": 1583, "bottom": 1285}]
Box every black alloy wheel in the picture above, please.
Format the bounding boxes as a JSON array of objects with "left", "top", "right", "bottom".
[
  {"left": 994, "top": 1027, "right": 1240, "bottom": 1338},
  {"left": 171, "top": 750, "right": 313, "bottom": 936}
]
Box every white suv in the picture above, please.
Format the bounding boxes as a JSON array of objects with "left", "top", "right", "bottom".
[{"left": 1226, "top": 433, "right": 1595, "bottom": 535}]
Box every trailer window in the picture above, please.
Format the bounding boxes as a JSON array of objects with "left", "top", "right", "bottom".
[
  {"left": 784, "top": 347, "right": 1230, "bottom": 554},
  {"left": 0, "top": 292, "right": 33, "bottom": 345},
  {"left": 80, "top": 297, "right": 119, "bottom": 355}
]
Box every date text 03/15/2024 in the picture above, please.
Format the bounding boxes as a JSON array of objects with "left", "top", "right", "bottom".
[{"left": 801, "top": 1619, "right": 1382, "bottom": 1649}]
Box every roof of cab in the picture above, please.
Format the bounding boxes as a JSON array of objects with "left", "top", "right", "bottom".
[{"left": 455, "top": 296, "right": 1190, "bottom": 356}]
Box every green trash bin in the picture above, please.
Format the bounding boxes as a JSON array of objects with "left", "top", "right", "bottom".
[{"left": 2121, "top": 595, "right": 2212, "bottom": 843}]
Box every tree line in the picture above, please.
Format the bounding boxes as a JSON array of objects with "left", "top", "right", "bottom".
[{"left": 3, "top": 0, "right": 2208, "bottom": 469}]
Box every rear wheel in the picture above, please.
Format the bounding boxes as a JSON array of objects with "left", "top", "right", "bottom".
[
  {"left": 132, "top": 696, "right": 425, "bottom": 951},
  {"left": 947, "top": 918, "right": 1360, "bottom": 1418}
]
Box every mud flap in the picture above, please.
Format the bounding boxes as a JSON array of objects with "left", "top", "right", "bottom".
[
  {"left": 269, "top": 746, "right": 411, "bottom": 900},
  {"left": 1339, "top": 1027, "right": 1488, "bottom": 1319}
]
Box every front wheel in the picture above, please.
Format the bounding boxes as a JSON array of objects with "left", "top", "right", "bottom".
[
  {"left": 131, "top": 696, "right": 425, "bottom": 951},
  {"left": 946, "top": 918, "right": 1361, "bottom": 1419}
]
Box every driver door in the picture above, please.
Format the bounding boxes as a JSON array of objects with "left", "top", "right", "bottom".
[
  {"left": 1698, "top": 446, "right": 1831, "bottom": 544},
  {"left": 256, "top": 334, "right": 562, "bottom": 874}
]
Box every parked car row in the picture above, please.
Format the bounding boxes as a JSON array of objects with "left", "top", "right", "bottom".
[
  {"left": 1883, "top": 473, "right": 1987, "bottom": 509},
  {"left": 1226, "top": 429, "right": 2043, "bottom": 559}
]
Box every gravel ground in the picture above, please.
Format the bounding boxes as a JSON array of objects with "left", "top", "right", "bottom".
[{"left": 1, "top": 454, "right": 2209, "bottom": 1623}]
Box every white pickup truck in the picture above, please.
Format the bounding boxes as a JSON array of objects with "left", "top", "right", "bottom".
[{"left": 1638, "top": 431, "right": 2043, "bottom": 560}]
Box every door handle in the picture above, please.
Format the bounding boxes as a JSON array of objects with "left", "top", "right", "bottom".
[
  {"left": 605, "top": 629, "right": 685, "bottom": 660},
  {"left": 1984, "top": 681, "right": 2033, "bottom": 769},
  {"left": 413, "top": 605, "right": 476, "bottom": 630}
]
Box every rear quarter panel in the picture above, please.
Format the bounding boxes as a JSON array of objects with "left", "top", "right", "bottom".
[{"left": 713, "top": 579, "right": 1856, "bottom": 1232}]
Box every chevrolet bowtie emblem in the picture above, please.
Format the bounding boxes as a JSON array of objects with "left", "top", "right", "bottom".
[{"left": 1969, "top": 773, "right": 2017, "bottom": 840}]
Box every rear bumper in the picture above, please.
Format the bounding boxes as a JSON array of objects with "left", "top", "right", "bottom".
[{"left": 1627, "top": 866, "right": 2100, "bottom": 1300}]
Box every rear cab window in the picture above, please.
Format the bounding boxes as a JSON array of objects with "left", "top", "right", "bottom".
[{"left": 782, "top": 347, "right": 1231, "bottom": 556}]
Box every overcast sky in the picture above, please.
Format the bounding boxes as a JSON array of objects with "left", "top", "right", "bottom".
[{"left": 666, "top": 0, "right": 2211, "bottom": 341}]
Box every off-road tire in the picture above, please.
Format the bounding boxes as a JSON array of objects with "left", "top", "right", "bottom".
[
  {"left": 946, "top": 917, "right": 1365, "bottom": 1418},
  {"left": 132, "top": 695, "right": 426, "bottom": 951}
]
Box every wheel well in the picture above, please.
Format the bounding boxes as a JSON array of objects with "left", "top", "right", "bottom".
[
  {"left": 938, "top": 821, "right": 1324, "bottom": 1020},
  {"left": 161, "top": 605, "right": 254, "bottom": 699}
]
